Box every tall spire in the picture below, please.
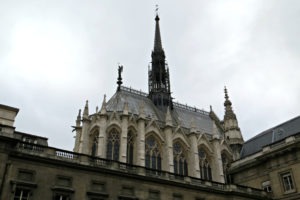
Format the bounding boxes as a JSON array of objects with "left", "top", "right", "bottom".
[
  {"left": 148, "top": 9, "right": 172, "bottom": 111},
  {"left": 154, "top": 14, "right": 163, "bottom": 52}
]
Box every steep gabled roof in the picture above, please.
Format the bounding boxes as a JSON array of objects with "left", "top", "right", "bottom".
[
  {"left": 240, "top": 115, "right": 300, "bottom": 158},
  {"left": 105, "top": 86, "right": 214, "bottom": 135}
]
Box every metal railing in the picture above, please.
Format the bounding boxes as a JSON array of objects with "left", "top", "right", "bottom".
[
  {"left": 121, "top": 86, "right": 148, "bottom": 97},
  {"left": 173, "top": 102, "right": 209, "bottom": 115},
  {"left": 120, "top": 86, "right": 209, "bottom": 115}
]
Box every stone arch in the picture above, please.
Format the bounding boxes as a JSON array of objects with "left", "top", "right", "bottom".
[
  {"left": 173, "top": 132, "right": 190, "bottom": 149},
  {"left": 197, "top": 134, "right": 213, "bottom": 154},
  {"left": 106, "top": 123, "right": 122, "bottom": 134},
  {"left": 145, "top": 128, "right": 164, "bottom": 144}
]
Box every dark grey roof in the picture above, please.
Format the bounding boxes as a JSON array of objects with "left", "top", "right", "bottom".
[
  {"left": 240, "top": 115, "right": 300, "bottom": 158},
  {"left": 105, "top": 86, "right": 214, "bottom": 134}
]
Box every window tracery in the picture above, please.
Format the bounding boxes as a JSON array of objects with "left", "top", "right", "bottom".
[
  {"left": 198, "top": 147, "right": 212, "bottom": 181},
  {"left": 173, "top": 142, "right": 188, "bottom": 176},
  {"left": 106, "top": 128, "right": 120, "bottom": 161},
  {"left": 145, "top": 135, "right": 161, "bottom": 171}
]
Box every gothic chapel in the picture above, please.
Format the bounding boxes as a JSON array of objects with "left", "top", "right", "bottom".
[{"left": 73, "top": 14, "right": 244, "bottom": 184}]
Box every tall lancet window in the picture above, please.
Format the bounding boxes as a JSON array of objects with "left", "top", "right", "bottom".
[
  {"left": 198, "top": 148, "right": 212, "bottom": 181},
  {"left": 127, "top": 131, "right": 135, "bottom": 164},
  {"left": 106, "top": 128, "right": 120, "bottom": 161},
  {"left": 173, "top": 142, "right": 188, "bottom": 176},
  {"left": 145, "top": 135, "right": 162, "bottom": 171}
]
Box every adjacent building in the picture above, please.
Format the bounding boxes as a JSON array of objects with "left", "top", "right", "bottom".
[{"left": 230, "top": 116, "right": 300, "bottom": 200}]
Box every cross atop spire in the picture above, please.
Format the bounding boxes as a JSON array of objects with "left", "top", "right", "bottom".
[{"left": 155, "top": 4, "right": 159, "bottom": 15}]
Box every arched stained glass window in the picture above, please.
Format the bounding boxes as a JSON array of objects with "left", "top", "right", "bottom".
[
  {"left": 198, "top": 147, "right": 212, "bottom": 181},
  {"left": 145, "top": 135, "right": 161, "bottom": 171},
  {"left": 106, "top": 128, "right": 120, "bottom": 161},
  {"left": 127, "top": 131, "right": 135, "bottom": 164},
  {"left": 173, "top": 142, "right": 188, "bottom": 176}
]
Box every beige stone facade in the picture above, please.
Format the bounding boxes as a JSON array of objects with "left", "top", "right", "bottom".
[
  {"left": 0, "top": 105, "right": 268, "bottom": 199},
  {"left": 2, "top": 12, "right": 299, "bottom": 200},
  {"left": 230, "top": 128, "right": 300, "bottom": 200}
]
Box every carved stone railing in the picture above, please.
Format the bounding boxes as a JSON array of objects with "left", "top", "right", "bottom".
[{"left": 14, "top": 141, "right": 268, "bottom": 198}]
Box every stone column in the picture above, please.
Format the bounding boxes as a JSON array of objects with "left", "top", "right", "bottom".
[
  {"left": 136, "top": 118, "right": 145, "bottom": 166},
  {"left": 164, "top": 126, "right": 174, "bottom": 172},
  {"left": 188, "top": 133, "right": 200, "bottom": 178},
  {"left": 97, "top": 115, "right": 107, "bottom": 158},
  {"left": 211, "top": 135, "right": 225, "bottom": 183},
  {"left": 119, "top": 115, "right": 128, "bottom": 162},
  {"left": 79, "top": 118, "right": 90, "bottom": 155}
]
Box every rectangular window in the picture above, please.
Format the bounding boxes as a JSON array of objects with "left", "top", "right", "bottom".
[
  {"left": 56, "top": 176, "right": 72, "bottom": 187},
  {"left": 262, "top": 180, "right": 272, "bottom": 193},
  {"left": 54, "top": 193, "right": 71, "bottom": 200},
  {"left": 173, "top": 193, "right": 183, "bottom": 200},
  {"left": 91, "top": 181, "right": 105, "bottom": 192},
  {"left": 14, "top": 188, "right": 31, "bottom": 200},
  {"left": 149, "top": 190, "right": 160, "bottom": 200},
  {"left": 281, "top": 172, "right": 295, "bottom": 192},
  {"left": 18, "top": 170, "right": 34, "bottom": 182},
  {"left": 121, "top": 186, "right": 134, "bottom": 196}
]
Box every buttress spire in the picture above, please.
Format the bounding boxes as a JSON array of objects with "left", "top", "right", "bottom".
[{"left": 224, "top": 87, "right": 236, "bottom": 120}]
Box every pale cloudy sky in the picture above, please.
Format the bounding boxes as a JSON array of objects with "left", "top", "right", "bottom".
[{"left": 0, "top": 1, "right": 299, "bottom": 150}]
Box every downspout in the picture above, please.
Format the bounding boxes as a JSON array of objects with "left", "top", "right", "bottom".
[{"left": 0, "top": 161, "right": 11, "bottom": 198}]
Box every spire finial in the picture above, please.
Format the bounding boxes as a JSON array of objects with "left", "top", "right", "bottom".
[
  {"left": 77, "top": 109, "right": 81, "bottom": 118},
  {"left": 155, "top": 5, "right": 159, "bottom": 16},
  {"left": 224, "top": 86, "right": 232, "bottom": 106},
  {"left": 224, "top": 86, "right": 229, "bottom": 101},
  {"left": 165, "top": 106, "right": 173, "bottom": 127},
  {"left": 117, "top": 64, "right": 123, "bottom": 91},
  {"left": 83, "top": 100, "right": 89, "bottom": 118},
  {"left": 100, "top": 94, "right": 107, "bottom": 114}
]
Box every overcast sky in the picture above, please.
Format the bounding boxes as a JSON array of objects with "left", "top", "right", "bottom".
[{"left": 1, "top": 1, "right": 299, "bottom": 151}]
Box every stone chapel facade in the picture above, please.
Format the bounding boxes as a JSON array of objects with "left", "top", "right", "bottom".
[{"left": 73, "top": 14, "right": 244, "bottom": 184}]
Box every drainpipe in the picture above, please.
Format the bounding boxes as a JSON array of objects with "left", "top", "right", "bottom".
[{"left": 0, "top": 161, "right": 11, "bottom": 198}]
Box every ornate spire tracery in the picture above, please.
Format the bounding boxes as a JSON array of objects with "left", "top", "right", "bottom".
[{"left": 148, "top": 11, "right": 172, "bottom": 110}]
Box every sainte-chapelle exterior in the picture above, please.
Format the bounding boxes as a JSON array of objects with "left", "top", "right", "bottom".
[{"left": 0, "top": 13, "right": 299, "bottom": 200}]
